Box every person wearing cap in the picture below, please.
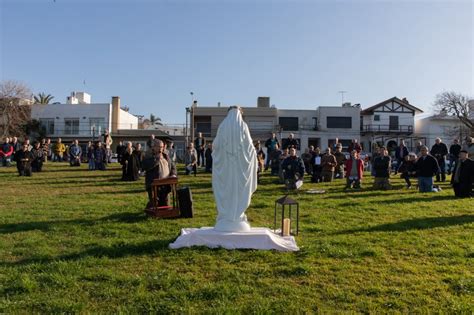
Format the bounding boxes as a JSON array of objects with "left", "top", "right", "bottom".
[{"left": 451, "top": 149, "right": 474, "bottom": 198}]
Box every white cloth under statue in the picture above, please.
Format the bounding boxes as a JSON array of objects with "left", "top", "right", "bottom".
[{"left": 212, "top": 107, "right": 258, "bottom": 232}]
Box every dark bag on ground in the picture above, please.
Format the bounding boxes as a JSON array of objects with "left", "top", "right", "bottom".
[{"left": 178, "top": 187, "right": 193, "bottom": 218}]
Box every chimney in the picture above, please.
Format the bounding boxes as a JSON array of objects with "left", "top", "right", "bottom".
[
  {"left": 257, "top": 97, "right": 270, "bottom": 108},
  {"left": 111, "top": 96, "right": 120, "bottom": 133}
]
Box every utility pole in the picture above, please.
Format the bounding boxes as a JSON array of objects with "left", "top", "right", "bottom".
[{"left": 338, "top": 91, "right": 347, "bottom": 105}]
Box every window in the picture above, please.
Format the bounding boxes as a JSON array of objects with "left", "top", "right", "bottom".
[
  {"left": 65, "top": 118, "right": 80, "bottom": 135},
  {"left": 374, "top": 115, "right": 380, "bottom": 121},
  {"left": 327, "top": 117, "right": 352, "bottom": 128},
  {"left": 39, "top": 118, "right": 55, "bottom": 135},
  {"left": 312, "top": 117, "right": 318, "bottom": 130},
  {"left": 89, "top": 117, "right": 106, "bottom": 135},
  {"left": 195, "top": 122, "right": 211, "bottom": 137},
  {"left": 279, "top": 117, "right": 299, "bottom": 131}
]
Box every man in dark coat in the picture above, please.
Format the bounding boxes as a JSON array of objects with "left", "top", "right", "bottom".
[
  {"left": 448, "top": 139, "right": 462, "bottom": 175},
  {"left": 121, "top": 142, "right": 140, "bottom": 181},
  {"left": 281, "top": 148, "right": 305, "bottom": 189},
  {"left": 142, "top": 140, "right": 177, "bottom": 207},
  {"left": 395, "top": 140, "right": 409, "bottom": 173},
  {"left": 15, "top": 143, "right": 33, "bottom": 176},
  {"left": 373, "top": 146, "right": 392, "bottom": 190},
  {"left": 430, "top": 138, "right": 448, "bottom": 182},
  {"left": 31, "top": 141, "right": 44, "bottom": 172},
  {"left": 204, "top": 143, "right": 213, "bottom": 173},
  {"left": 415, "top": 146, "right": 440, "bottom": 192},
  {"left": 194, "top": 132, "right": 206, "bottom": 167},
  {"left": 283, "top": 133, "right": 299, "bottom": 150},
  {"left": 451, "top": 150, "right": 474, "bottom": 198}
]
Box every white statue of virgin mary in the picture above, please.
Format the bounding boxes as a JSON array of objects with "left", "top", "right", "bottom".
[{"left": 212, "top": 106, "right": 258, "bottom": 232}]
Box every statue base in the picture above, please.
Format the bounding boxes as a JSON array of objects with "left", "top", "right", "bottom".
[{"left": 169, "top": 227, "right": 299, "bottom": 251}]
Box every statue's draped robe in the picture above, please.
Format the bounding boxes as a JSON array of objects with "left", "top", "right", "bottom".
[{"left": 212, "top": 108, "right": 258, "bottom": 232}]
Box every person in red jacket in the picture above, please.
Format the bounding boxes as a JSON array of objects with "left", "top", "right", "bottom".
[
  {"left": 345, "top": 150, "right": 364, "bottom": 189},
  {"left": 0, "top": 137, "right": 14, "bottom": 167}
]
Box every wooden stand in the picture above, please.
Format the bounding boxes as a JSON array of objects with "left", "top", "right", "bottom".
[{"left": 145, "top": 177, "right": 181, "bottom": 218}]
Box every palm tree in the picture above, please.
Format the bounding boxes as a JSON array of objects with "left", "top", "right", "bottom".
[
  {"left": 34, "top": 92, "right": 54, "bottom": 104},
  {"left": 149, "top": 114, "right": 162, "bottom": 126}
]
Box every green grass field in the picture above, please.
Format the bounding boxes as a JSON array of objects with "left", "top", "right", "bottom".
[{"left": 0, "top": 162, "right": 472, "bottom": 313}]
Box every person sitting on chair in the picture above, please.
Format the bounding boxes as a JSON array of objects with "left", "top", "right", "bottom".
[{"left": 142, "top": 140, "right": 177, "bottom": 208}]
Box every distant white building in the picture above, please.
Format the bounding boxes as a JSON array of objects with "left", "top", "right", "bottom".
[
  {"left": 31, "top": 92, "right": 138, "bottom": 141},
  {"left": 360, "top": 97, "right": 424, "bottom": 152},
  {"left": 415, "top": 113, "right": 470, "bottom": 148}
]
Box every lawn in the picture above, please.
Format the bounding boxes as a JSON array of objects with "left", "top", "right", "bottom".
[{"left": 0, "top": 162, "right": 472, "bottom": 313}]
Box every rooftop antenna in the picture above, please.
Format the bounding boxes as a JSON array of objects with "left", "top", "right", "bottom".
[{"left": 338, "top": 91, "right": 347, "bottom": 105}]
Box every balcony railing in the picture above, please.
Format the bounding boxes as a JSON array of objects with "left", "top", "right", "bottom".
[{"left": 361, "top": 124, "right": 413, "bottom": 133}]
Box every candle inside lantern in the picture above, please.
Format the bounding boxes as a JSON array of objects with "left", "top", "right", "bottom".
[{"left": 282, "top": 218, "right": 291, "bottom": 236}]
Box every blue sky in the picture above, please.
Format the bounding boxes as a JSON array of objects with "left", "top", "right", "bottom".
[{"left": 1, "top": 0, "right": 472, "bottom": 124}]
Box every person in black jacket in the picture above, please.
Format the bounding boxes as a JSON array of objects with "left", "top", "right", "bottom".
[
  {"left": 31, "top": 141, "right": 44, "bottom": 172},
  {"left": 430, "top": 138, "right": 448, "bottom": 182},
  {"left": 398, "top": 153, "right": 417, "bottom": 189},
  {"left": 15, "top": 142, "right": 34, "bottom": 176},
  {"left": 451, "top": 150, "right": 474, "bottom": 198},
  {"left": 448, "top": 139, "right": 461, "bottom": 175},
  {"left": 281, "top": 148, "right": 305, "bottom": 189},
  {"left": 283, "top": 133, "right": 299, "bottom": 150},
  {"left": 415, "top": 146, "right": 440, "bottom": 192},
  {"left": 372, "top": 147, "right": 392, "bottom": 190}
]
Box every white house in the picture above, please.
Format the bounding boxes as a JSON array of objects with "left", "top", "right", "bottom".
[
  {"left": 31, "top": 92, "right": 138, "bottom": 142},
  {"left": 360, "top": 97, "right": 424, "bottom": 152},
  {"left": 415, "top": 113, "right": 470, "bottom": 148}
]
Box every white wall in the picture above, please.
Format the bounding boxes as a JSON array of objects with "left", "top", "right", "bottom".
[
  {"left": 32, "top": 103, "right": 111, "bottom": 137},
  {"left": 415, "top": 116, "right": 466, "bottom": 148},
  {"left": 119, "top": 109, "right": 139, "bottom": 129}
]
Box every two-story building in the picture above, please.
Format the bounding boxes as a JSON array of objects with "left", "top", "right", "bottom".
[
  {"left": 31, "top": 92, "right": 139, "bottom": 144},
  {"left": 360, "top": 97, "right": 424, "bottom": 152},
  {"left": 191, "top": 97, "right": 361, "bottom": 152}
]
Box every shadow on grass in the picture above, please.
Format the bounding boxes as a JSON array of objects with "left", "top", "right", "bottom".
[
  {"left": 337, "top": 215, "right": 474, "bottom": 234},
  {"left": 2, "top": 238, "right": 174, "bottom": 267},
  {"left": 0, "top": 211, "right": 148, "bottom": 234}
]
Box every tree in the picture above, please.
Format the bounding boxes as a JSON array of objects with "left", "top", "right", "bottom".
[
  {"left": 24, "top": 119, "right": 46, "bottom": 140},
  {"left": 149, "top": 113, "right": 162, "bottom": 126},
  {"left": 0, "top": 80, "right": 33, "bottom": 138},
  {"left": 34, "top": 92, "right": 54, "bottom": 104},
  {"left": 434, "top": 91, "right": 474, "bottom": 134}
]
